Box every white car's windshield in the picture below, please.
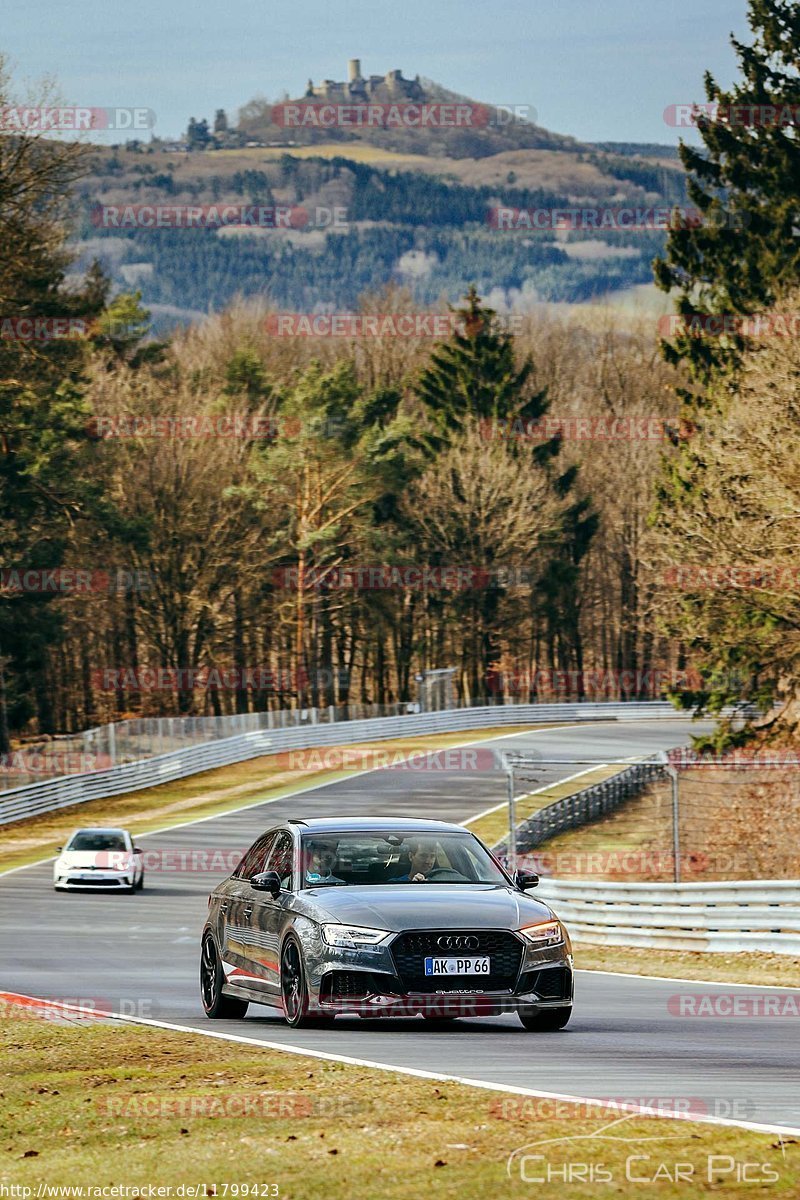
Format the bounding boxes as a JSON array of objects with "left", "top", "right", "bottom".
[
  {"left": 67, "top": 832, "right": 127, "bottom": 852},
  {"left": 300, "top": 831, "right": 507, "bottom": 886}
]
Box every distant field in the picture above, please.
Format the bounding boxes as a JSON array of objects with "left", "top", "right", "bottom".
[{"left": 210, "top": 143, "right": 430, "bottom": 164}]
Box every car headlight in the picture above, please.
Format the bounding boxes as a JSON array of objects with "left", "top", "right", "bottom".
[
  {"left": 320, "top": 924, "right": 391, "bottom": 948},
  {"left": 518, "top": 920, "right": 564, "bottom": 947}
]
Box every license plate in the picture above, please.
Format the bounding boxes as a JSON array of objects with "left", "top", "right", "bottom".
[{"left": 424, "top": 956, "right": 490, "bottom": 976}]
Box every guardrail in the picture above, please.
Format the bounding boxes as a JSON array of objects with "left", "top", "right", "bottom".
[
  {"left": 505, "top": 758, "right": 667, "bottom": 854},
  {"left": 0, "top": 700, "right": 685, "bottom": 826},
  {"left": 535, "top": 878, "right": 800, "bottom": 955}
]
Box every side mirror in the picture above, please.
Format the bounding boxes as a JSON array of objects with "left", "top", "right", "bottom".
[
  {"left": 133, "top": 847, "right": 143, "bottom": 855},
  {"left": 515, "top": 870, "right": 539, "bottom": 891},
  {"left": 251, "top": 870, "right": 281, "bottom": 897},
  {"left": 56, "top": 847, "right": 62, "bottom": 853}
]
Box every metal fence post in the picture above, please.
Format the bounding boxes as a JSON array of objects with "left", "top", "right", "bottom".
[
  {"left": 506, "top": 761, "right": 517, "bottom": 879},
  {"left": 670, "top": 767, "right": 681, "bottom": 883}
]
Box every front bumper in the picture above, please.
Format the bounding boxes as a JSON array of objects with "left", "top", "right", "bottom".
[
  {"left": 309, "top": 930, "right": 573, "bottom": 1018},
  {"left": 54, "top": 869, "right": 134, "bottom": 889}
]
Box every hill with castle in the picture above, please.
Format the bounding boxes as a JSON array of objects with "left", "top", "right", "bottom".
[
  {"left": 81, "top": 61, "right": 685, "bottom": 332},
  {"left": 223, "top": 60, "right": 582, "bottom": 158}
]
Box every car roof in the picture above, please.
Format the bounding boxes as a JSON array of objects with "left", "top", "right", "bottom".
[
  {"left": 287, "top": 817, "right": 469, "bottom": 834},
  {"left": 69, "top": 827, "right": 129, "bottom": 836}
]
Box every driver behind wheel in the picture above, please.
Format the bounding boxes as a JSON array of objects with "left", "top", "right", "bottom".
[{"left": 392, "top": 838, "right": 438, "bottom": 882}]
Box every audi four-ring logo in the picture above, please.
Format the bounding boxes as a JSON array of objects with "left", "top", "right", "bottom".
[{"left": 437, "top": 935, "right": 480, "bottom": 950}]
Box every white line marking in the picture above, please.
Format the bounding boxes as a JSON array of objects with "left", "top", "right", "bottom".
[{"left": 2, "top": 991, "right": 798, "bottom": 1137}]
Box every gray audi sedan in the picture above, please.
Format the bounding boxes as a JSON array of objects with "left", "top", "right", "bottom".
[{"left": 200, "top": 817, "right": 573, "bottom": 1030}]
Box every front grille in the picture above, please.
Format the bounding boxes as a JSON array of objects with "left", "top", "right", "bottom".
[
  {"left": 390, "top": 930, "right": 523, "bottom": 993},
  {"left": 69, "top": 877, "right": 123, "bottom": 886}
]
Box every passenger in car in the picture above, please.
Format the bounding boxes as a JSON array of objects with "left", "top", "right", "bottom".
[{"left": 304, "top": 839, "right": 345, "bottom": 885}]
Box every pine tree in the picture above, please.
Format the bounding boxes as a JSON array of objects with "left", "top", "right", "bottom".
[
  {"left": 654, "top": 0, "right": 800, "bottom": 388},
  {"left": 0, "top": 59, "right": 114, "bottom": 747},
  {"left": 414, "top": 288, "right": 596, "bottom": 696},
  {"left": 653, "top": 2, "right": 800, "bottom": 736}
]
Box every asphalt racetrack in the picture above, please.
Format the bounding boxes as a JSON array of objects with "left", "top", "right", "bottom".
[{"left": 3, "top": 719, "right": 798, "bottom": 1132}]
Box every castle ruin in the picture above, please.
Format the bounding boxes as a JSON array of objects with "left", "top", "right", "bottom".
[{"left": 305, "top": 60, "right": 424, "bottom": 103}]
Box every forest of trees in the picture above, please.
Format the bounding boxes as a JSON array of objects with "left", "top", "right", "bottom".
[
  {"left": 72, "top": 149, "right": 679, "bottom": 318},
  {"left": 3, "top": 0, "right": 800, "bottom": 753}
]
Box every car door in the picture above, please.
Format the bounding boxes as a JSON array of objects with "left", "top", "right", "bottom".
[
  {"left": 247, "top": 830, "right": 296, "bottom": 999},
  {"left": 221, "top": 831, "right": 277, "bottom": 984}
]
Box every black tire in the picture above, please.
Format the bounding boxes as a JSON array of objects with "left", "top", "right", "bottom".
[
  {"left": 280, "top": 938, "right": 330, "bottom": 1028},
  {"left": 135, "top": 871, "right": 144, "bottom": 892},
  {"left": 518, "top": 1006, "right": 572, "bottom": 1032},
  {"left": 200, "top": 933, "right": 249, "bottom": 1019}
]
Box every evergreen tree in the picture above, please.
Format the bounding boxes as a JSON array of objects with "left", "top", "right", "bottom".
[
  {"left": 654, "top": 0, "right": 800, "bottom": 388},
  {"left": 414, "top": 288, "right": 596, "bottom": 695},
  {"left": 0, "top": 60, "right": 115, "bottom": 747},
  {"left": 653, "top": 2, "right": 800, "bottom": 736}
]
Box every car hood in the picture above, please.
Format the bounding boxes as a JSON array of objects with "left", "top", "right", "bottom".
[
  {"left": 57, "top": 851, "right": 130, "bottom": 867},
  {"left": 304, "top": 884, "right": 555, "bottom": 931}
]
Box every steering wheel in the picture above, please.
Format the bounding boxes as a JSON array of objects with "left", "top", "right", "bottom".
[{"left": 425, "top": 868, "right": 469, "bottom": 882}]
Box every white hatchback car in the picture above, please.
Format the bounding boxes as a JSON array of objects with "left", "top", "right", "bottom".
[{"left": 53, "top": 827, "right": 144, "bottom": 892}]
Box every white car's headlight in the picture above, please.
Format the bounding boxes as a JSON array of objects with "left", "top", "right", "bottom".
[
  {"left": 518, "top": 920, "right": 564, "bottom": 947},
  {"left": 321, "top": 924, "right": 391, "bottom": 948}
]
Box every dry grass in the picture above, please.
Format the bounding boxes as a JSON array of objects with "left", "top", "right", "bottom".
[
  {"left": 2, "top": 1009, "right": 797, "bottom": 1196},
  {"left": 575, "top": 944, "right": 800, "bottom": 987}
]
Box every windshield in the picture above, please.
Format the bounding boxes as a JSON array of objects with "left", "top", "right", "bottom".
[
  {"left": 67, "top": 831, "right": 127, "bottom": 852},
  {"left": 299, "top": 831, "right": 508, "bottom": 887}
]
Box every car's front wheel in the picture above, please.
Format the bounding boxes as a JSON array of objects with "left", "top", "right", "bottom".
[
  {"left": 200, "top": 933, "right": 249, "bottom": 1019},
  {"left": 518, "top": 1005, "right": 572, "bottom": 1032},
  {"left": 280, "top": 938, "right": 332, "bottom": 1028}
]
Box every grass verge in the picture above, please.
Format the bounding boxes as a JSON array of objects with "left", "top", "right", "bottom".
[
  {"left": 0, "top": 726, "right": 545, "bottom": 877},
  {"left": 1, "top": 1010, "right": 797, "bottom": 1197},
  {"left": 574, "top": 944, "right": 800, "bottom": 988}
]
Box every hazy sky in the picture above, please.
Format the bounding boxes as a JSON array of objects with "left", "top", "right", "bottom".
[{"left": 2, "top": 0, "right": 751, "bottom": 144}]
